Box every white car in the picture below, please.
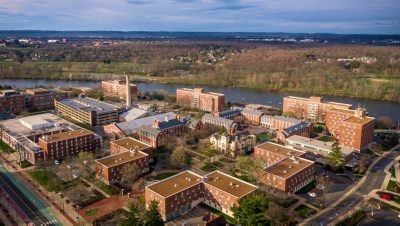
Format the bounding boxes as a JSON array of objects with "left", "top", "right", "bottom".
[
  {"left": 54, "top": 160, "right": 61, "bottom": 165},
  {"left": 72, "top": 173, "right": 79, "bottom": 179},
  {"left": 307, "top": 192, "right": 316, "bottom": 197}
]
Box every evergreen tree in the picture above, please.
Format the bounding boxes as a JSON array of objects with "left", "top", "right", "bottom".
[
  {"left": 232, "top": 195, "right": 269, "bottom": 226},
  {"left": 143, "top": 200, "right": 164, "bottom": 226},
  {"left": 325, "top": 146, "right": 345, "bottom": 169},
  {"left": 120, "top": 203, "right": 142, "bottom": 226}
]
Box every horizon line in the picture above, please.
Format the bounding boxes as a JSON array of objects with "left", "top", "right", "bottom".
[{"left": 0, "top": 30, "right": 399, "bottom": 36}]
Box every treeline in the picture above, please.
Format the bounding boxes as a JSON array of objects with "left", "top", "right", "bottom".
[{"left": 0, "top": 42, "right": 400, "bottom": 102}]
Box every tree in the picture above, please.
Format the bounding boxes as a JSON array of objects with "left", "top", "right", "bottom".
[
  {"left": 79, "top": 151, "right": 94, "bottom": 175},
  {"left": 266, "top": 200, "right": 289, "bottom": 225},
  {"left": 120, "top": 202, "right": 142, "bottom": 226},
  {"left": 143, "top": 200, "right": 164, "bottom": 226},
  {"left": 232, "top": 195, "right": 269, "bottom": 226},
  {"left": 377, "top": 116, "right": 395, "bottom": 129},
  {"left": 121, "top": 163, "right": 139, "bottom": 184},
  {"left": 202, "top": 146, "right": 217, "bottom": 163},
  {"left": 324, "top": 146, "right": 345, "bottom": 170},
  {"left": 315, "top": 174, "right": 331, "bottom": 208},
  {"left": 170, "top": 147, "right": 188, "bottom": 166}
]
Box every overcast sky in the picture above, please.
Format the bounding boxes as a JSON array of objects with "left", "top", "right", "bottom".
[{"left": 0, "top": 0, "right": 399, "bottom": 34}]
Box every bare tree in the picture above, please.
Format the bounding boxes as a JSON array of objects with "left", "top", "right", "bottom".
[{"left": 121, "top": 163, "right": 139, "bottom": 184}]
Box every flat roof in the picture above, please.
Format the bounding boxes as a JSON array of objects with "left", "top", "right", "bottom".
[
  {"left": 203, "top": 171, "right": 258, "bottom": 198},
  {"left": 286, "top": 135, "right": 332, "bottom": 151},
  {"left": 344, "top": 116, "right": 374, "bottom": 125},
  {"left": 58, "top": 98, "right": 119, "bottom": 113},
  {"left": 111, "top": 137, "right": 150, "bottom": 151},
  {"left": 42, "top": 129, "right": 93, "bottom": 143},
  {"left": 96, "top": 150, "right": 147, "bottom": 168},
  {"left": 0, "top": 113, "right": 82, "bottom": 153},
  {"left": 256, "top": 142, "right": 304, "bottom": 157},
  {"left": 146, "top": 171, "right": 203, "bottom": 198},
  {"left": 264, "top": 157, "right": 314, "bottom": 179},
  {"left": 328, "top": 108, "right": 355, "bottom": 115},
  {"left": 177, "top": 88, "right": 224, "bottom": 96}
]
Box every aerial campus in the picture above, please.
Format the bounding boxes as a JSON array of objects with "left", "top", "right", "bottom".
[
  {"left": 1, "top": 1, "right": 400, "bottom": 226},
  {"left": 0, "top": 73, "right": 399, "bottom": 226}
]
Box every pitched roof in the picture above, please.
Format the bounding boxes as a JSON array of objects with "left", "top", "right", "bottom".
[
  {"left": 114, "top": 112, "right": 176, "bottom": 135},
  {"left": 283, "top": 122, "right": 312, "bottom": 136},
  {"left": 202, "top": 114, "right": 236, "bottom": 128}
]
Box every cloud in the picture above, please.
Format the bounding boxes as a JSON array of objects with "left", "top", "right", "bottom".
[{"left": 0, "top": 0, "right": 399, "bottom": 34}]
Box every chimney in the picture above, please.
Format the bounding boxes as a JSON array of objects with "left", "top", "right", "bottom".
[
  {"left": 153, "top": 120, "right": 160, "bottom": 128},
  {"left": 126, "top": 73, "right": 132, "bottom": 108},
  {"left": 175, "top": 115, "right": 181, "bottom": 121}
]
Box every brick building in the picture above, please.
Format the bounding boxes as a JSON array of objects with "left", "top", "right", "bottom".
[
  {"left": 261, "top": 115, "right": 302, "bottom": 131},
  {"left": 0, "top": 113, "right": 86, "bottom": 164},
  {"left": 95, "top": 149, "right": 149, "bottom": 185},
  {"left": 55, "top": 97, "right": 121, "bottom": 126},
  {"left": 201, "top": 114, "right": 237, "bottom": 136},
  {"left": 234, "top": 107, "right": 264, "bottom": 125},
  {"left": 145, "top": 170, "right": 258, "bottom": 221},
  {"left": 137, "top": 114, "right": 188, "bottom": 148},
  {"left": 259, "top": 157, "right": 314, "bottom": 194},
  {"left": 110, "top": 137, "right": 153, "bottom": 161},
  {"left": 25, "top": 88, "right": 68, "bottom": 111},
  {"left": 326, "top": 108, "right": 375, "bottom": 151},
  {"left": 101, "top": 80, "right": 138, "bottom": 101},
  {"left": 282, "top": 96, "right": 352, "bottom": 122},
  {"left": 275, "top": 122, "right": 313, "bottom": 144},
  {"left": 254, "top": 142, "right": 306, "bottom": 167},
  {"left": 38, "top": 128, "right": 101, "bottom": 161},
  {"left": 0, "top": 90, "right": 25, "bottom": 114},
  {"left": 254, "top": 142, "right": 314, "bottom": 194},
  {"left": 176, "top": 88, "right": 225, "bottom": 112}
]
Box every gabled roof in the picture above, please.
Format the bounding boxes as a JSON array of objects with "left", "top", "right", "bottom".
[
  {"left": 114, "top": 112, "right": 176, "bottom": 135},
  {"left": 235, "top": 107, "right": 264, "bottom": 117},
  {"left": 202, "top": 114, "right": 236, "bottom": 129},
  {"left": 217, "top": 109, "right": 241, "bottom": 119},
  {"left": 283, "top": 122, "right": 312, "bottom": 136}
]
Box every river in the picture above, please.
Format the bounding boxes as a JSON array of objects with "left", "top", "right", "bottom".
[{"left": 1, "top": 78, "right": 399, "bottom": 122}]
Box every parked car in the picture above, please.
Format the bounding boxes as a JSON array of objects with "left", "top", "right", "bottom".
[
  {"left": 307, "top": 192, "right": 316, "bottom": 197},
  {"left": 380, "top": 193, "right": 392, "bottom": 200},
  {"left": 73, "top": 173, "right": 79, "bottom": 179},
  {"left": 54, "top": 160, "right": 61, "bottom": 165}
]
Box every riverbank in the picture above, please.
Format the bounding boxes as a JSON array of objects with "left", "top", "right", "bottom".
[{"left": 1, "top": 73, "right": 400, "bottom": 104}]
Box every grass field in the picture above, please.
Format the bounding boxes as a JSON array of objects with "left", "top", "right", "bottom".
[
  {"left": 295, "top": 205, "right": 316, "bottom": 218},
  {"left": 0, "top": 140, "right": 15, "bottom": 153},
  {"left": 28, "top": 170, "right": 63, "bottom": 192},
  {"left": 317, "top": 136, "right": 335, "bottom": 142}
]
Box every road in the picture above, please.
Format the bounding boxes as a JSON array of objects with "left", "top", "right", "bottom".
[
  {"left": 0, "top": 163, "right": 60, "bottom": 225},
  {"left": 308, "top": 148, "right": 400, "bottom": 226}
]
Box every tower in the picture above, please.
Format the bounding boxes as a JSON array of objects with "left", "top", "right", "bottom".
[{"left": 126, "top": 74, "right": 132, "bottom": 108}]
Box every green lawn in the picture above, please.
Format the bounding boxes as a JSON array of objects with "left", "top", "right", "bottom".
[
  {"left": 18, "top": 160, "right": 33, "bottom": 168},
  {"left": 295, "top": 205, "right": 316, "bottom": 218},
  {"left": 152, "top": 172, "right": 178, "bottom": 180},
  {"left": 0, "top": 140, "right": 15, "bottom": 153},
  {"left": 387, "top": 180, "right": 400, "bottom": 193},
  {"left": 256, "top": 133, "right": 274, "bottom": 142},
  {"left": 96, "top": 181, "right": 118, "bottom": 196},
  {"left": 317, "top": 136, "right": 335, "bottom": 142},
  {"left": 28, "top": 170, "right": 63, "bottom": 192},
  {"left": 201, "top": 163, "right": 219, "bottom": 172},
  {"left": 390, "top": 167, "right": 396, "bottom": 178},
  {"left": 199, "top": 203, "right": 237, "bottom": 224},
  {"left": 85, "top": 208, "right": 100, "bottom": 217}
]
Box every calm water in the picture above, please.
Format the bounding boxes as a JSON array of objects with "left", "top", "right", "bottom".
[{"left": 1, "top": 78, "right": 399, "bottom": 122}]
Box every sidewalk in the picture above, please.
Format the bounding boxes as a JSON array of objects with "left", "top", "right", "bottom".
[{"left": 0, "top": 153, "right": 79, "bottom": 226}]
